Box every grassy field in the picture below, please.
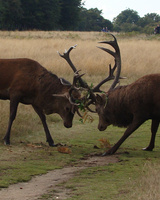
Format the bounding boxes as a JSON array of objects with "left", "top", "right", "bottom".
[{"left": 0, "top": 31, "right": 160, "bottom": 199}]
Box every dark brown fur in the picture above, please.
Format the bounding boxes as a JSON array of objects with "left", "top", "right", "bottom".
[
  {"left": 96, "top": 74, "right": 160, "bottom": 155},
  {"left": 0, "top": 58, "right": 78, "bottom": 146}
]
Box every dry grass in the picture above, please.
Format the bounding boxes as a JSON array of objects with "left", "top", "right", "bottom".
[
  {"left": 130, "top": 162, "right": 160, "bottom": 200},
  {"left": 121, "top": 40, "right": 160, "bottom": 77},
  {"left": 0, "top": 31, "right": 159, "bottom": 87}
]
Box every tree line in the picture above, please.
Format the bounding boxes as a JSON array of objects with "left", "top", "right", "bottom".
[
  {"left": 113, "top": 9, "right": 160, "bottom": 34},
  {"left": 0, "top": 0, "right": 159, "bottom": 34},
  {"left": 0, "top": 0, "right": 81, "bottom": 30}
]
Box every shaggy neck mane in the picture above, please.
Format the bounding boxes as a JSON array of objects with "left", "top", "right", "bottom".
[{"left": 107, "top": 85, "right": 133, "bottom": 127}]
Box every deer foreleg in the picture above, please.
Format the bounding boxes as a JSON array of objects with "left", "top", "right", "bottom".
[
  {"left": 103, "top": 118, "right": 144, "bottom": 155},
  {"left": 3, "top": 98, "right": 19, "bottom": 145},
  {"left": 32, "top": 106, "right": 56, "bottom": 147}
]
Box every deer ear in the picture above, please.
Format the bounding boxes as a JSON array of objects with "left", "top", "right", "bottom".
[{"left": 96, "top": 94, "right": 104, "bottom": 105}]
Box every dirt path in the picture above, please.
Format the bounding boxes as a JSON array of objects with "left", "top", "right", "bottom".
[{"left": 0, "top": 155, "right": 119, "bottom": 200}]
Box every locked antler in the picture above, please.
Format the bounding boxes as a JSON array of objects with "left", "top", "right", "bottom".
[
  {"left": 92, "top": 34, "right": 122, "bottom": 93},
  {"left": 58, "top": 34, "right": 124, "bottom": 111},
  {"left": 58, "top": 45, "right": 96, "bottom": 105},
  {"left": 58, "top": 45, "right": 87, "bottom": 88}
]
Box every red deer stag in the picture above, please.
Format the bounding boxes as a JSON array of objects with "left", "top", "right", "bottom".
[
  {"left": 55, "top": 35, "right": 160, "bottom": 155},
  {"left": 89, "top": 34, "right": 160, "bottom": 155},
  {"left": 0, "top": 54, "right": 82, "bottom": 146}
]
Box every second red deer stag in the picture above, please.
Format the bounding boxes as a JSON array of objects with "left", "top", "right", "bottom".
[
  {"left": 0, "top": 56, "right": 81, "bottom": 146},
  {"left": 91, "top": 34, "right": 160, "bottom": 155}
]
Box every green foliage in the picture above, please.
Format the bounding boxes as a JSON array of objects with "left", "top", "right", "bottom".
[
  {"left": 113, "top": 9, "right": 140, "bottom": 25},
  {"left": 139, "top": 13, "right": 160, "bottom": 28},
  {"left": 20, "top": 0, "right": 61, "bottom": 30},
  {"left": 0, "top": 0, "right": 23, "bottom": 30},
  {"left": 78, "top": 7, "right": 113, "bottom": 31},
  {"left": 0, "top": 0, "right": 81, "bottom": 31},
  {"left": 113, "top": 9, "right": 141, "bottom": 32},
  {"left": 113, "top": 9, "right": 160, "bottom": 34},
  {"left": 59, "top": 0, "right": 81, "bottom": 30},
  {"left": 0, "top": 0, "right": 112, "bottom": 31},
  {"left": 0, "top": 1, "right": 159, "bottom": 32}
]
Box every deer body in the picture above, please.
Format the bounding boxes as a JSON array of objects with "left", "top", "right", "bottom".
[
  {"left": 72, "top": 34, "right": 160, "bottom": 155},
  {"left": 0, "top": 58, "right": 78, "bottom": 146},
  {"left": 96, "top": 74, "right": 160, "bottom": 155}
]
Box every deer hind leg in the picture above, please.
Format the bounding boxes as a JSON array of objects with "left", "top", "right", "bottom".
[
  {"left": 32, "top": 105, "right": 56, "bottom": 147},
  {"left": 143, "top": 119, "right": 159, "bottom": 151},
  {"left": 3, "top": 97, "right": 19, "bottom": 145}
]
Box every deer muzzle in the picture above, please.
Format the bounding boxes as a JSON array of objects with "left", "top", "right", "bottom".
[
  {"left": 64, "top": 121, "right": 72, "bottom": 128},
  {"left": 98, "top": 123, "right": 108, "bottom": 131}
]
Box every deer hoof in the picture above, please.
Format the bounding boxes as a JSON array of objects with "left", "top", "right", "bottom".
[
  {"left": 4, "top": 141, "right": 10, "bottom": 145},
  {"left": 49, "top": 143, "right": 57, "bottom": 147},
  {"left": 3, "top": 138, "right": 10, "bottom": 145},
  {"left": 102, "top": 150, "right": 113, "bottom": 156},
  {"left": 142, "top": 147, "right": 153, "bottom": 151}
]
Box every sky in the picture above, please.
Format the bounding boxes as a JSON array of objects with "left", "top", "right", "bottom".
[{"left": 83, "top": 0, "right": 160, "bottom": 21}]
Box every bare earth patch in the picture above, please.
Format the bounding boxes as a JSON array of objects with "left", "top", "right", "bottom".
[{"left": 0, "top": 155, "right": 119, "bottom": 200}]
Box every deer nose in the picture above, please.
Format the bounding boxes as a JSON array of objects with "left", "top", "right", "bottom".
[
  {"left": 64, "top": 122, "right": 72, "bottom": 128},
  {"left": 98, "top": 124, "right": 107, "bottom": 131}
]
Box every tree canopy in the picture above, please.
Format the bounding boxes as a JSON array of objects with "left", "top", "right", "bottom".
[
  {"left": 0, "top": 0, "right": 81, "bottom": 30},
  {"left": 0, "top": 1, "right": 159, "bottom": 33},
  {"left": 78, "top": 7, "right": 113, "bottom": 31},
  {"left": 113, "top": 9, "right": 160, "bottom": 33}
]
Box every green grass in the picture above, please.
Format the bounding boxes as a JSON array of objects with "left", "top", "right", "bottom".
[
  {"left": 61, "top": 120, "right": 160, "bottom": 200},
  {"left": 41, "top": 120, "right": 160, "bottom": 200},
  {"left": 0, "top": 106, "right": 101, "bottom": 188},
  {"left": 1, "top": 103, "right": 160, "bottom": 200}
]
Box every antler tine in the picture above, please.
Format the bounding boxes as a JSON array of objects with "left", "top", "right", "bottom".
[
  {"left": 98, "top": 34, "right": 118, "bottom": 51},
  {"left": 58, "top": 45, "right": 78, "bottom": 73},
  {"left": 97, "top": 34, "right": 120, "bottom": 60},
  {"left": 58, "top": 45, "right": 88, "bottom": 89},
  {"left": 92, "top": 64, "right": 115, "bottom": 93},
  {"left": 73, "top": 70, "right": 85, "bottom": 87},
  {"left": 92, "top": 34, "right": 121, "bottom": 93},
  {"left": 97, "top": 46, "right": 116, "bottom": 57}
]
